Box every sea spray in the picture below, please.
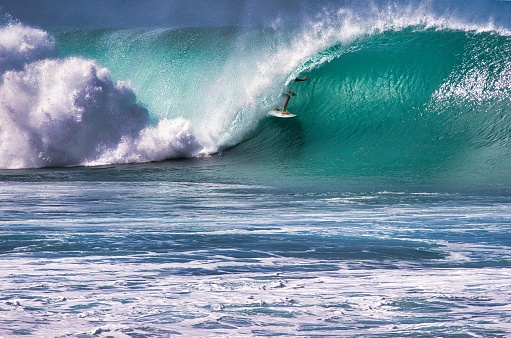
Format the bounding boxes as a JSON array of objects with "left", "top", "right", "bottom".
[
  {"left": 87, "top": 117, "right": 202, "bottom": 166},
  {"left": 0, "top": 24, "right": 55, "bottom": 73},
  {"left": 0, "top": 23, "right": 203, "bottom": 169}
]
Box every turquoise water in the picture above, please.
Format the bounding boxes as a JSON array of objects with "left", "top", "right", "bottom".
[
  {"left": 1, "top": 165, "right": 511, "bottom": 337},
  {"left": 1, "top": 3, "right": 511, "bottom": 337},
  {"left": 51, "top": 25, "right": 511, "bottom": 187}
]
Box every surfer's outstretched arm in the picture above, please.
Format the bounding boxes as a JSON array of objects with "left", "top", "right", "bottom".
[{"left": 294, "top": 76, "right": 308, "bottom": 81}]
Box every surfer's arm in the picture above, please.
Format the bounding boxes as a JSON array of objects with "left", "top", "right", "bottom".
[{"left": 294, "top": 76, "right": 308, "bottom": 81}]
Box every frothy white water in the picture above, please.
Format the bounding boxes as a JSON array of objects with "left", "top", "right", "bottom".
[
  {"left": 0, "top": 24, "right": 55, "bottom": 73},
  {"left": 87, "top": 117, "right": 203, "bottom": 166},
  {"left": 1, "top": 182, "right": 511, "bottom": 337},
  {"left": 0, "top": 23, "right": 203, "bottom": 169}
]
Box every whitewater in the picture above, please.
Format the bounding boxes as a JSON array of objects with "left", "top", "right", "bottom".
[{"left": 1, "top": 2, "right": 511, "bottom": 337}]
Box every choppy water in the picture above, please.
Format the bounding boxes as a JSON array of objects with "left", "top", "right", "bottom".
[{"left": 1, "top": 164, "right": 510, "bottom": 337}]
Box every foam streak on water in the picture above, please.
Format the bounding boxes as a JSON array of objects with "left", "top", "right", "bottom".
[{"left": 1, "top": 180, "right": 510, "bottom": 337}]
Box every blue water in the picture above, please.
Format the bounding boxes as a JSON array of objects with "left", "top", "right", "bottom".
[{"left": 1, "top": 1, "right": 511, "bottom": 337}]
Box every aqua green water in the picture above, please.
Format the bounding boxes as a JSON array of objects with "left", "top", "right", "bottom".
[
  {"left": 53, "top": 26, "right": 511, "bottom": 189},
  {"left": 2, "top": 7, "right": 511, "bottom": 337}
]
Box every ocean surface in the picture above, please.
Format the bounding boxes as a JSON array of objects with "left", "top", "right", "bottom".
[{"left": 1, "top": 1, "right": 511, "bottom": 337}]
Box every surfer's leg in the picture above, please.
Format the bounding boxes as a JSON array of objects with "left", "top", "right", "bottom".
[{"left": 282, "top": 94, "right": 291, "bottom": 114}]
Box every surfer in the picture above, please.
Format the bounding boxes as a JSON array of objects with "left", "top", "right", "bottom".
[
  {"left": 273, "top": 91, "right": 296, "bottom": 115},
  {"left": 275, "top": 77, "right": 308, "bottom": 114},
  {"left": 281, "top": 91, "right": 296, "bottom": 114}
]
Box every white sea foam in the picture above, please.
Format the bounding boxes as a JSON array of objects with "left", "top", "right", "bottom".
[
  {"left": 1, "top": 253, "right": 510, "bottom": 337},
  {"left": 1, "top": 182, "right": 511, "bottom": 336},
  {"left": 86, "top": 117, "right": 203, "bottom": 166},
  {"left": 0, "top": 24, "right": 55, "bottom": 73},
  {"left": 0, "top": 23, "right": 204, "bottom": 169}
]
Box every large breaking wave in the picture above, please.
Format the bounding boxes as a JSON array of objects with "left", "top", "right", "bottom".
[{"left": 2, "top": 4, "right": 511, "bottom": 187}]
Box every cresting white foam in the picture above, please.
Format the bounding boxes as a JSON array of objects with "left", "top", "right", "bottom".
[
  {"left": 87, "top": 117, "right": 204, "bottom": 166},
  {"left": 0, "top": 23, "right": 56, "bottom": 72},
  {"left": 0, "top": 23, "right": 204, "bottom": 169},
  {"left": 289, "top": 2, "right": 511, "bottom": 76}
]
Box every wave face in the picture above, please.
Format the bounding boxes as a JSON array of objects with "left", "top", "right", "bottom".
[
  {"left": 2, "top": 7, "right": 511, "bottom": 186},
  {"left": 238, "top": 27, "right": 511, "bottom": 186}
]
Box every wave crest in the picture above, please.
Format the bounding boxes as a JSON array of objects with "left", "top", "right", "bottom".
[{"left": 0, "top": 24, "right": 56, "bottom": 73}]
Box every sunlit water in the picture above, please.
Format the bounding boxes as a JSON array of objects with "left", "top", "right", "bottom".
[{"left": 1, "top": 164, "right": 510, "bottom": 337}]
